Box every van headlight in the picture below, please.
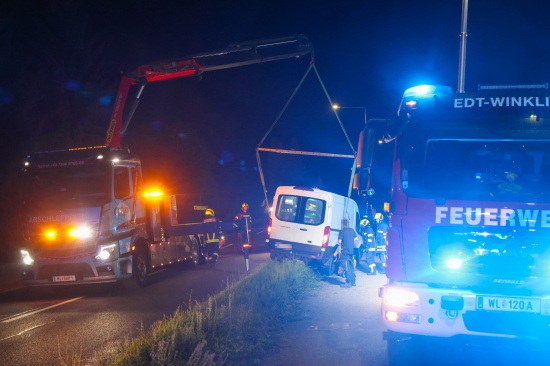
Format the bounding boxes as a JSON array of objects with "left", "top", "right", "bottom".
[{"left": 95, "top": 244, "right": 116, "bottom": 261}]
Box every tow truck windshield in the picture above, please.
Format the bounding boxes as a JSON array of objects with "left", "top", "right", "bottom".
[{"left": 23, "top": 163, "right": 111, "bottom": 209}]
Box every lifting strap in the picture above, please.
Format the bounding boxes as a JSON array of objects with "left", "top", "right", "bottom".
[{"left": 256, "top": 61, "right": 357, "bottom": 209}]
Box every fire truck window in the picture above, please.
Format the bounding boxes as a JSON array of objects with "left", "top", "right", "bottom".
[
  {"left": 114, "top": 167, "right": 130, "bottom": 199},
  {"left": 421, "top": 139, "right": 550, "bottom": 201}
]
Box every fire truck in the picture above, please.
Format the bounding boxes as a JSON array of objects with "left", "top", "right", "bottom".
[
  {"left": 360, "top": 84, "right": 550, "bottom": 358},
  {"left": 367, "top": 82, "right": 550, "bottom": 361},
  {"left": 19, "top": 35, "right": 313, "bottom": 288},
  {"left": 360, "top": 83, "right": 550, "bottom": 355},
  {"left": 351, "top": 3, "right": 550, "bottom": 359}
]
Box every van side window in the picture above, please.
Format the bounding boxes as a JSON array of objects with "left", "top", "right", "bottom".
[
  {"left": 275, "top": 195, "right": 325, "bottom": 225},
  {"left": 303, "top": 198, "right": 323, "bottom": 225},
  {"left": 276, "top": 195, "right": 298, "bottom": 222}
]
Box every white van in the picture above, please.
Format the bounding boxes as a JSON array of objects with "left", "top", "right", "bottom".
[{"left": 266, "top": 186, "right": 361, "bottom": 269}]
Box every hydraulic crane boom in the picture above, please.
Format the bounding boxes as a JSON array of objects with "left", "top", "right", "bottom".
[{"left": 104, "top": 34, "right": 314, "bottom": 148}]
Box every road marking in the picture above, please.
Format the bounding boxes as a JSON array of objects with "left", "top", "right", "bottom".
[
  {"left": 0, "top": 321, "right": 55, "bottom": 341},
  {"left": 1, "top": 296, "right": 84, "bottom": 323}
]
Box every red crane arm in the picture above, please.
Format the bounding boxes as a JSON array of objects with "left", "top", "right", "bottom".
[{"left": 104, "top": 35, "right": 313, "bottom": 148}]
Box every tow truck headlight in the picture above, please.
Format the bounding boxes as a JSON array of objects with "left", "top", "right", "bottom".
[
  {"left": 20, "top": 250, "right": 34, "bottom": 266},
  {"left": 95, "top": 244, "right": 116, "bottom": 261},
  {"left": 383, "top": 288, "right": 420, "bottom": 307}
]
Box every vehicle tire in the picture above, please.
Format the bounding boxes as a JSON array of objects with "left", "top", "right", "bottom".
[
  {"left": 387, "top": 332, "right": 429, "bottom": 366},
  {"left": 387, "top": 336, "right": 412, "bottom": 365},
  {"left": 132, "top": 247, "right": 149, "bottom": 288},
  {"left": 188, "top": 237, "right": 201, "bottom": 268},
  {"left": 327, "top": 259, "right": 336, "bottom": 276},
  {"left": 198, "top": 237, "right": 207, "bottom": 265}
]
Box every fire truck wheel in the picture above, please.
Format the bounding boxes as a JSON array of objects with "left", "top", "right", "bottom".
[{"left": 386, "top": 332, "right": 428, "bottom": 365}]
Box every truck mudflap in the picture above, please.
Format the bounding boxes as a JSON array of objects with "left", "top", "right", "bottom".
[{"left": 379, "top": 283, "right": 550, "bottom": 340}]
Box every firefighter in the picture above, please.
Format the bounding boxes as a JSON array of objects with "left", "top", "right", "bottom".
[
  {"left": 498, "top": 171, "right": 522, "bottom": 194},
  {"left": 360, "top": 216, "right": 377, "bottom": 275},
  {"left": 202, "top": 208, "right": 222, "bottom": 265},
  {"left": 372, "top": 212, "right": 388, "bottom": 275},
  {"left": 233, "top": 203, "right": 252, "bottom": 246},
  {"left": 234, "top": 203, "right": 252, "bottom": 271},
  {"left": 335, "top": 218, "right": 359, "bottom": 288}
]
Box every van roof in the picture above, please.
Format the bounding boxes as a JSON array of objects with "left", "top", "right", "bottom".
[{"left": 275, "top": 186, "right": 348, "bottom": 198}]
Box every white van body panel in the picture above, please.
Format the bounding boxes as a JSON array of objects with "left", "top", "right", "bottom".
[{"left": 267, "top": 186, "right": 361, "bottom": 266}]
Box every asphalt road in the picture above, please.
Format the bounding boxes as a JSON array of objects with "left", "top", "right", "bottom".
[
  {"left": 0, "top": 252, "right": 267, "bottom": 366},
  {"left": 263, "top": 262, "right": 550, "bottom": 366},
  {"left": 263, "top": 264, "right": 389, "bottom": 366},
  {"left": 3, "top": 251, "right": 549, "bottom": 366}
]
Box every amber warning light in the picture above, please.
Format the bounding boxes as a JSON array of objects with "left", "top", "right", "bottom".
[{"left": 143, "top": 190, "right": 163, "bottom": 199}]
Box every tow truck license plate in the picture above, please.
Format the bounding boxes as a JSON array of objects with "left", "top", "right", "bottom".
[
  {"left": 53, "top": 275, "right": 76, "bottom": 282},
  {"left": 476, "top": 296, "right": 540, "bottom": 313}
]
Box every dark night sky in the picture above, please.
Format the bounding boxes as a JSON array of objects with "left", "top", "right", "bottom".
[{"left": 2, "top": 0, "right": 550, "bottom": 225}]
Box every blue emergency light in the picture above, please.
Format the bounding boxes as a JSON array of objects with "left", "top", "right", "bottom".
[{"left": 402, "top": 84, "right": 453, "bottom": 99}]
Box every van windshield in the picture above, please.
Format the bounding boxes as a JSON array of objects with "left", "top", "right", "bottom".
[{"left": 275, "top": 195, "right": 325, "bottom": 225}]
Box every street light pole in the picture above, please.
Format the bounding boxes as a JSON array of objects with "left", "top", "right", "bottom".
[{"left": 332, "top": 104, "right": 367, "bottom": 125}]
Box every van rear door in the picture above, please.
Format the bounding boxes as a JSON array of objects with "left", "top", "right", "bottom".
[{"left": 270, "top": 188, "right": 329, "bottom": 249}]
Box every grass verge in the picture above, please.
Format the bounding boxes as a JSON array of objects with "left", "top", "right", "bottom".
[{"left": 89, "top": 259, "right": 319, "bottom": 366}]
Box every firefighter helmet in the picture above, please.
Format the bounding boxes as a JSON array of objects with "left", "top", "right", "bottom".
[
  {"left": 205, "top": 208, "right": 215, "bottom": 216},
  {"left": 241, "top": 203, "right": 249, "bottom": 209},
  {"left": 360, "top": 217, "right": 370, "bottom": 227},
  {"left": 374, "top": 212, "right": 384, "bottom": 223}
]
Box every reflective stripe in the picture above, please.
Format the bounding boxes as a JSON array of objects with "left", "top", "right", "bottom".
[{"left": 206, "top": 232, "right": 220, "bottom": 243}]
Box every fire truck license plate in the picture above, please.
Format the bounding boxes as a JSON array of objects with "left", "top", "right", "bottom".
[
  {"left": 476, "top": 296, "right": 540, "bottom": 313},
  {"left": 53, "top": 275, "right": 76, "bottom": 282}
]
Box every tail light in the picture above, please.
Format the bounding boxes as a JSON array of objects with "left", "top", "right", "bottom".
[
  {"left": 267, "top": 218, "right": 272, "bottom": 238},
  {"left": 322, "top": 226, "right": 330, "bottom": 247}
]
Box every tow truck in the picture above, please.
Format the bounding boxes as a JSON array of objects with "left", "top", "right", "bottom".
[{"left": 19, "top": 35, "right": 313, "bottom": 287}]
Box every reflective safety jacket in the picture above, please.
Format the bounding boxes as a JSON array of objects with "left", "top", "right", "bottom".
[{"left": 203, "top": 216, "right": 222, "bottom": 243}]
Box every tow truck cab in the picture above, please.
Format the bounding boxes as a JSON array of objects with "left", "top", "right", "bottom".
[{"left": 19, "top": 146, "right": 148, "bottom": 285}]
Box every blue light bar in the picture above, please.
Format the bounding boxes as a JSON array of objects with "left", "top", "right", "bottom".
[{"left": 402, "top": 85, "right": 453, "bottom": 98}]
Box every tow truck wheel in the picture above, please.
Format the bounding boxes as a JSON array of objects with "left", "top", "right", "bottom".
[
  {"left": 189, "top": 237, "right": 201, "bottom": 268},
  {"left": 198, "top": 236, "right": 207, "bottom": 265},
  {"left": 125, "top": 249, "right": 149, "bottom": 288}
]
